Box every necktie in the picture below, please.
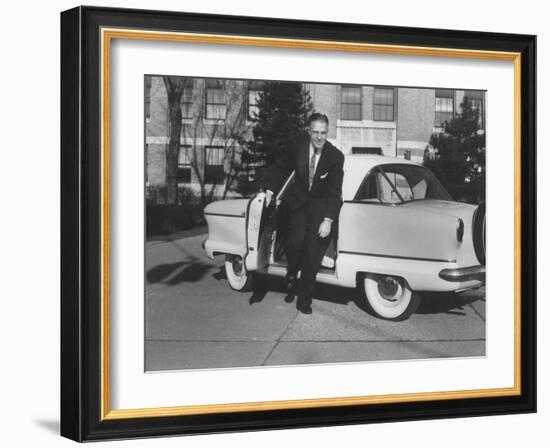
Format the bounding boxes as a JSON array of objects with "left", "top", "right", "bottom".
[{"left": 309, "top": 149, "right": 319, "bottom": 190}]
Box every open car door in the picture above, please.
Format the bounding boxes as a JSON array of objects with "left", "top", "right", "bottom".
[
  {"left": 244, "top": 193, "right": 272, "bottom": 272},
  {"left": 245, "top": 172, "right": 295, "bottom": 272}
]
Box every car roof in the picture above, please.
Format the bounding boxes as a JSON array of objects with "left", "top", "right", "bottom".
[{"left": 342, "top": 154, "right": 422, "bottom": 200}]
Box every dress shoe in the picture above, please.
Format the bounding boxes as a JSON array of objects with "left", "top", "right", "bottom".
[
  {"left": 296, "top": 300, "right": 312, "bottom": 315},
  {"left": 284, "top": 293, "right": 295, "bottom": 303}
]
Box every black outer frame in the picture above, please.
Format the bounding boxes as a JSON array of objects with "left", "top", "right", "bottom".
[{"left": 60, "top": 5, "right": 536, "bottom": 442}]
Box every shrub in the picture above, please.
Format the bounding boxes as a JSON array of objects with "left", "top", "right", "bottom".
[
  {"left": 146, "top": 185, "right": 168, "bottom": 205},
  {"left": 146, "top": 203, "right": 196, "bottom": 236},
  {"left": 176, "top": 185, "right": 198, "bottom": 206}
]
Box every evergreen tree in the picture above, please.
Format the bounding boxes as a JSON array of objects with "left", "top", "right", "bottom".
[
  {"left": 236, "top": 81, "right": 313, "bottom": 195},
  {"left": 423, "top": 99, "right": 486, "bottom": 204}
]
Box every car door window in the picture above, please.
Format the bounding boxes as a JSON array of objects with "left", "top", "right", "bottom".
[
  {"left": 354, "top": 164, "right": 452, "bottom": 204},
  {"left": 355, "top": 170, "right": 381, "bottom": 202},
  {"left": 389, "top": 172, "right": 413, "bottom": 201},
  {"left": 378, "top": 172, "right": 413, "bottom": 203},
  {"left": 411, "top": 178, "right": 428, "bottom": 199}
]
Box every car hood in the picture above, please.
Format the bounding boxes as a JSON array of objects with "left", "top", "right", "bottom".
[{"left": 399, "top": 200, "right": 477, "bottom": 220}]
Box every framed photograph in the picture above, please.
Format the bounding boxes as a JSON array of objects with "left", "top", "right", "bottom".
[{"left": 60, "top": 5, "right": 536, "bottom": 442}]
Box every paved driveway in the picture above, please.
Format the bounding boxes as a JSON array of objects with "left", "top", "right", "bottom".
[{"left": 145, "top": 233, "right": 485, "bottom": 371}]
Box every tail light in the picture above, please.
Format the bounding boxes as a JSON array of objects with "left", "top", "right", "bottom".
[
  {"left": 456, "top": 218, "right": 464, "bottom": 243},
  {"left": 472, "top": 201, "right": 486, "bottom": 265}
]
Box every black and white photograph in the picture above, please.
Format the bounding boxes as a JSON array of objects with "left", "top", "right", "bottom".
[{"left": 144, "top": 75, "right": 487, "bottom": 371}]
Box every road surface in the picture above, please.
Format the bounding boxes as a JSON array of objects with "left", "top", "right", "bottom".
[{"left": 145, "top": 233, "right": 486, "bottom": 371}]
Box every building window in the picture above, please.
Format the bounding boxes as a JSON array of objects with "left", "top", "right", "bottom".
[
  {"left": 177, "top": 145, "right": 192, "bottom": 183},
  {"left": 204, "top": 146, "right": 225, "bottom": 184},
  {"left": 341, "top": 86, "right": 362, "bottom": 120},
  {"left": 464, "top": 90, "right": 484, "bottom": 129},
  {"left": 373, "top": 88, "right": 395, "bottom": 121},
  {"left": 145, "top": 76, "right": 152, "bottom": 119},
  {"left": 248, "top": 80, "right": 264, "bottom": 120},
  {"left": 435, "top": 89, "right": 455, "bottom": 126},
  {"left": 180, "top": 79, "right": 194, "bottom": 119},
  {"left": 205, "top": 79, "right": 226, "bottom": 120},
  {"left": 352, "top": 147, "right": 382, "bottom": 155}
]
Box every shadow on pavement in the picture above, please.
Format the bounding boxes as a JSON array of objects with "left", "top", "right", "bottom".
[
  {"left": 243, "top": 275, "right": 485, "bottom": 319},
  {"left": 249, "top": 276, "right": 357, "bottom": 307},
  {"left": 249, "top": 288, "right": 269, "bottom": 304},
  {"left": 212, "top": 266, "right": 227, "bottom": 280},
  {"left": 146, "top": 259, "right": 212, "bottom": 285},
  {"left": 206, "top": 265, "right": 486, "bottom": 318},
  {"left": 416, "top": 291, "right": 484, "bottom": 316}
]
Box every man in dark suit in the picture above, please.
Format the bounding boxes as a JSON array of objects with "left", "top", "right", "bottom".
[{"left": 264, "top": 113, "right": 344, "bottom": 314}]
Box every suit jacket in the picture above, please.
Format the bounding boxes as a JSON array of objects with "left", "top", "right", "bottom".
[{"left": 264, "top": 137, "right": 344, "bottom": 222}]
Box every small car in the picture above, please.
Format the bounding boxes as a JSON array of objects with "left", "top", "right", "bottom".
[{"left": 203, "top": 154, "right": 485, "bottom": 320}]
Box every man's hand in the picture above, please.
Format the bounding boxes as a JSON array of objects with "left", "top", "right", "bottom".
[
  {"left": 264, "top": 189, "right": 274, "bottom": 207},
  {"left": 318, "top": 218, "right": 332, "bottom": 238}
]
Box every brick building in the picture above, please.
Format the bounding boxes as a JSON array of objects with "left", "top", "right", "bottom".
[{"left": 145, "top": 75, "right": 485, "bottom": 198}]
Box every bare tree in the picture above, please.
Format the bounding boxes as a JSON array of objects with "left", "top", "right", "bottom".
[
  {"left": 154, "top": 77, "right": 253, "bottom": 206},
  {"left": 181, "top": 79, "right": 252, "bottom": 204},
  {"left": 162, "top": 76, "right": 187, "bottom": 205}
]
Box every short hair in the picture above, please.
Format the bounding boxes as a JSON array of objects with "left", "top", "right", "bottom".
[{"left": 307, "top": 112, "right": 329, "bottom": 128}]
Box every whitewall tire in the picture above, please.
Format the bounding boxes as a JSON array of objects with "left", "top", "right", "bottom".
[
  {"left": 361, "top": 273, "right": 420, "bottom": 320},
  {"left": 225, "top": 255, "right": 254, "bottom": 292}
]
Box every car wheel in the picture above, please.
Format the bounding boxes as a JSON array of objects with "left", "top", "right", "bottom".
[
  {"left": 225, "top": 255, "right": 254, "bottom": 292},
  {"left": 361, "top": 273, "right": 420, "bottom": 320}
]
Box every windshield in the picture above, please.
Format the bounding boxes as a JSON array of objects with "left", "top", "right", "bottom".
[{"left": 355, "top": 163, "right": 452, "bottom": 204}]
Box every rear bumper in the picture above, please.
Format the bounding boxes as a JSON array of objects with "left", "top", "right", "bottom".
[{"left": 438, "top": 265, "right": 486, "bottom": 283}]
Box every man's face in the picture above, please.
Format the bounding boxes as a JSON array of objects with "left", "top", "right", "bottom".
[{"left": 308, "top": 120, "right": 328, "bottom": 150}]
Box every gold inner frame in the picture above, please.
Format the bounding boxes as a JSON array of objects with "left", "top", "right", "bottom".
[{"left": 100, "top": 27, "right": 522, "bottom": 421}]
